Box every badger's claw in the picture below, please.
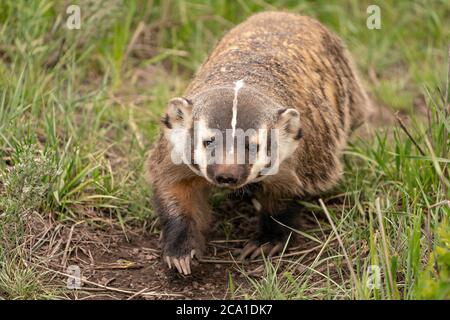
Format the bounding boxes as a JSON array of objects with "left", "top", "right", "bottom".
[
  {"left": 165, "top": 255, "right": 191, "bottom": 275},
  {"left": 164, "top": 250, "right": 196, "bottom": 275},
  {"left": 239, "top": 241, "right": 284, "bottom": 261},
  {"left": 238, "top": 242, "right": 259, "bottom": 261}
]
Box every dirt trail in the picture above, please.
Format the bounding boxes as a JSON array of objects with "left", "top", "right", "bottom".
[
  {"left": 68, "top": 232, "right": 242, "bottom": 299},
  {"left": 27, "top": 196, "right": 327, "bottom": 300}
]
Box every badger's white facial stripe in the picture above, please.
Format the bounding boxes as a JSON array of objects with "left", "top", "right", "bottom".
[
  {"left": 194, "top": 120, "right": 207, "bottom": 173},
  {"left": 247, "top": 127, "right": 272, "bottom": 181},
  {"left": 245, "top": 127, "right": 300, "bottom": 183},
  {"left": 231, "top": 79, "right": 245, "bottom": 139},
  {"left": 193, "top": 120, "right": 216, "bottom": 183},
  {"left": 169, "top": 127, "right": 189, "bottom": 163}
]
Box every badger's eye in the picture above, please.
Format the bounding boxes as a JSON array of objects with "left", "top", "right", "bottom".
[
  {"left": 203, "top": 137, "right": 215, "bottom": 148},
  {"left": 246, "top": 142, "right": 260, "bottom": 153}
]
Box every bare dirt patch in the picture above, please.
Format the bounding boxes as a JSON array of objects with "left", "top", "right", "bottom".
[{"left": 25, "top": 196, "right": 334, "bottom": 300}]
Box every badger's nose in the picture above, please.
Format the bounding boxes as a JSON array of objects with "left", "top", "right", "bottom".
[{"left": 215, "top": 174, "right": 238, "bottom": 185}]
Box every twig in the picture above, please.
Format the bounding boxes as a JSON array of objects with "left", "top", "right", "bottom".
[
  {"left": 429, "top": 199, "right": 450, "bottom": 209},
  {"left": 78, "top": 293, "right": 120, "bottom": 300},
  {"left": 394, "top": 112, "right": 425, "bottom": 156},
  {"left": 140, "top": 246, "right": 160, "bottom": 253},
  {"left": 319, "top": 199, "right": 358, "bottom": 291},
  {"left": 127, "top": 287, "right": 149, "bottom": 300},
  {"left": 198, "top": 244, "right": 323, "bottom": 264},
  {"left": 93, "top": 261, "right": 143, "bottom": 270},
  {"left": 62, "top": 221, "right": 84, "bottom": 268},
  {"left": 210, "top": 239, "right": 249, "bottom": 244},
  {"left": 40, "top": 266, "right": 184, "bottom": 298}
]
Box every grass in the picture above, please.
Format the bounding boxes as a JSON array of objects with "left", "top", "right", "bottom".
[{"left": 0, "top": 0, "right": 449, "bottom": 299}]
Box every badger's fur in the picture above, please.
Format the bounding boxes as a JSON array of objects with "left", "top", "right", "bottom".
[{"left": 146, "top": 12, "right": 373, "bottom": 275}]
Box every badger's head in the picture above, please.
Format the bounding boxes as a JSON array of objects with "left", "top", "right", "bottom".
[{"left": 161, "top": 83, "right": 302, "bottom": 189}]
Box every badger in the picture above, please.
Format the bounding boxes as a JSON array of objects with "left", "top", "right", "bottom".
[{"left": 146, "top": 12, "right": 373, "bottom": 275}]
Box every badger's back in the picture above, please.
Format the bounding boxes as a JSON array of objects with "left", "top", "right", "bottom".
[
  {"left": 185, "top": 12, "right": 373, "bottom": 196},
  {"left": 187, "top": 12, "right": 371, "bottom": 128}
]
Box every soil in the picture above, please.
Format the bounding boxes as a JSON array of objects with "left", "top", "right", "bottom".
[{"left": 30, "top": 196, "right": 330, "bottom": 300}]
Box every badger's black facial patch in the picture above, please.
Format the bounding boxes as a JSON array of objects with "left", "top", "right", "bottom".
[
  {"left": 161, "top": 114, "right": 172, "bottom": 129},
  {"left": 202, "top": 89, "right": 262, "bottom": 132},
  {"left": 294, "top": 128, "right": 303, "bottom": 140},
  {"left": 203, "top": 136, "right": 215, "bottom": 148},
  {"left": 192, "top": 163, "right": 200, "bottom": 171},
  {"left": 175, "top": 108, "right": 184, "bottom": 120}
]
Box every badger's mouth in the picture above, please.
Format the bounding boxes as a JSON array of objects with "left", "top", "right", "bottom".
[{"left": 205, "top": 163, "right": 251, "bottom": 188}]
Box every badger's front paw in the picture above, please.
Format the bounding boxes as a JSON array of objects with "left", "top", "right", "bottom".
[
  {"left": 238, "top": 238, "right": 285, "bottom": 261},
  {"left": 238, "top": 217, "right": 291, "bottom": 261},
  {"left": 160, "top": 216, "right": 204, "bottom": 275},
  {"left": 239, "top": 209, "right": 297, "bottom": 261}
]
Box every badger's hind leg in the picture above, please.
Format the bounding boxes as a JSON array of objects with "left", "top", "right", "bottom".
[{"left": 239, "top": 200, "right": 301, "bottom": 261}]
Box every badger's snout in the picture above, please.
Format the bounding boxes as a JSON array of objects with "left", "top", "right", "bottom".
[
  {"left": 207, "top": 164, "right": 248, "bottom": 187},
  {"left": 215, "top": 172, "right": 238, "bottom": 185}
]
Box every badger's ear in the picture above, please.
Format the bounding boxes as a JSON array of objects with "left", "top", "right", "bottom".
[
  {"left": 276, "top": 108, "right": 302, "bottom": 140},
  {"left": 162, "top": 97, "right": 193, "bottom": 129}
]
